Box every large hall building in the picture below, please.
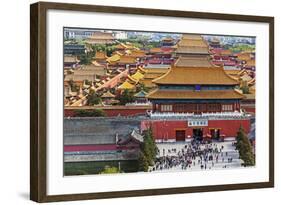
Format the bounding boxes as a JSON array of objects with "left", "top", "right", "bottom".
[{"left": 141, "top": 34, "right": 251, "bottom": 142}]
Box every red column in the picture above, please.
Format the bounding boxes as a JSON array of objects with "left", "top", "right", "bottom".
[{"left": 153, "top": 103, "right": 156, "bottom": 112}]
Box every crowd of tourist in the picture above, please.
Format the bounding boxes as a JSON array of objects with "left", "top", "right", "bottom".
[{"left": 152, "top": 140, "right": 236, "bottom": 171}]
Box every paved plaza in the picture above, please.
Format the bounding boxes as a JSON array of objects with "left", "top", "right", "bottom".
[{"left": 151, "top": 141, "right": 244, "bottom": 172}]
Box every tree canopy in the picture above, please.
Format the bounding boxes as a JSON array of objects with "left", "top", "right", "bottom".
[
  {"left": 87, "top": 90, "right": 101, "bottom": 105},
  {"left": 68, "top": 80, "right": 80, "bottom": 92},
  {"left": 74, "top": 109, "right": 106, "bottom": 117},
  {"left": 79, "top": 52, "right": 94, "bottom": 65},
  {"left": 236, "top": 126, "right": 255, "bottom": 166},
  {"left": 138, "top": 127, "right": 158, "bottom": 171},
  {"left": 116, "top": 89, "right": 135, "bottom": 105},
  {"left": 100, "top": 166, "right": 120, "bottom": 174}
]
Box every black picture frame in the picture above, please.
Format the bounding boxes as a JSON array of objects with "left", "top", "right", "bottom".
[{"left": 30, "top": 1, "right": 274, "bottom": 202}]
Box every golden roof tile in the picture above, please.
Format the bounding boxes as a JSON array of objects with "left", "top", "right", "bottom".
[
  {"left": 174, "top": 56, "right": 216, "bottom": 67},
  {"left": 153, "top": 66, "right": 239, "bottom": 85},
  {"left": 147, "top": 89, "right": 245, "bottom": 100}
]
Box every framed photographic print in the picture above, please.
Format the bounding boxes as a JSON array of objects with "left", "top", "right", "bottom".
[{"left": 30, "top": 1, "right": 274, "bottom": 202}]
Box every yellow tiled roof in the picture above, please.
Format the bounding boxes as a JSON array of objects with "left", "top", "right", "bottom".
[
  {"left": 119, "top": 55, "right": 137, "bottom": 64},
  {"left": 248, "top": 78, "right": 255, "bottom": 85},
  {"left": 137, "top": 67, "right": 147, "bottom": 74},
  {"left": 246, "top": 59, "right": 255, "bottom": 67},
  {"left": 153, "top": 66, "right": 239, "bottom": 85},
  {"left": 175, "top": 46, "right": 209, "bottom": 54},
  {"left": 174, "top": 56, "right": 216, "bottom": 67},
  {"left": 106, "top": 54, "right": 120, "bottom": 63},
  {"left": 130, "top": 50, "right": 146, "bottom": 58},
  {"left": 236, "top": 53, "right": 252, "bottom": 61},
  {"left": 220, "top": 50, "right": 232, "bottom": 56},
  {"left": 150, "top": 48, "right": 162, "bottom": 53},
  {"left": 140, "top": 79, "right": 157, "bottom": 88},
  {"left": 118, "top": 81, "right": 135, "bottom": 90},
  {"left": 95, "top": 51, "right": 107, "bottom": 59},
  {"left": 101, "top": 91, "right": 115, "bottom": 98},
  {"left": 143, "top": 73, "right": 166, "bottom": 79},
  {"left": 147, "top": 89, "right": 245, "bottom": 100},
  {"left": 127, "top": 75, "right": 138, "bottom": 83},
  {"left": 178, "top": 39, "right": 208, "bottom": 48},
  {"left": 181, "top": 34, "right": 203, "bottom": 41},
  {"left": 131, "top": 71, "right": 144, "bottom": 81},
  {"left": 225, "top": 69, "right": 241, "bottom": 75}
]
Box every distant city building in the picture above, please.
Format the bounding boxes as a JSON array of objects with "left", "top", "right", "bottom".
[
  {"left": 64, "top": 44, "right": 86, "bottom": 55},
  {"left": 64, "top": 28, "right": 95, "bottom": 39},
  {"left": 113, "top": 31, "right": 128, "bottom": 39}
]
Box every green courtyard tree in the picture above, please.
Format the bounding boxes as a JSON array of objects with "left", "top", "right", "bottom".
[
  {"left": 236, "top": 126, "right": 255, "bottom": 166},
  {"left": 141, "top": 127, "right": 158, "bottom": 166},
  {"left": 116, "top": 89, "right": 135, "bottom": 105},
  {"left": 84, "top": 80, "right": 92, "bottom": 86},
  {"left": 79, "top": 52, "right": 94, "bottom": 65},
  {"left": 145, "top": 127, "right": 157, "bottom": 162},
  {"left": 89, "top": 109, "right": 106, "bottom": 117},
  {"left": 100, "top": 166, "right": 120, "bottom": 174},
  {"left": 138, "top": 151, "right": 149, "bottom": 172},
  {"left": 74, "top": 109, "right": 106, "bottom": 117},
  {"left": 87, "top": 90, "right": 101, "bottom": 105},
  {"left": 68, "top": 80, "right": 79, "bottom": 92},
  {"left": 143, "top": 139, "right": 153, "bottom": 166},
  {"left": 136, "top": 82, "right": 149, "bottom": 93}
]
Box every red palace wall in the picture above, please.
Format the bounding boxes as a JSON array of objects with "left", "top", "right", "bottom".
[{"left": 141, "top": 119, "right": 251, "bottom": 141}]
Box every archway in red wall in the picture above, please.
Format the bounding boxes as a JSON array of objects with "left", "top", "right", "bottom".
[
  {"left": 210, "top": 128, "right": 221, "bottom": 140},
  {"left": 193, "top": 128, "right": 203, "bottom": 141}
]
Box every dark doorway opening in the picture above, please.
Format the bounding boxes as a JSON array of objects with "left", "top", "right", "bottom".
[
  {"left": 175, "top": 130, "right": 186, "bottom": 141},
  {"left": 193, "top": 128, "right": 203, "bottom": 141},
  {"left": 210, "top": 129, "right": 220, "bottom": 140}
]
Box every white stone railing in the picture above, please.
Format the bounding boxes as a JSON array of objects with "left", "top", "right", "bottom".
[
  {"left": 148, "top": 111, "right": 251, "bottom": 119},
  {"left": 125, "top": 102, "right": 152, "bottom": 106}
]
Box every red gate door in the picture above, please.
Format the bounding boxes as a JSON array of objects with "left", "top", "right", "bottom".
[{"left": 176, "top": 130, "right": 186, "bottom": 141}]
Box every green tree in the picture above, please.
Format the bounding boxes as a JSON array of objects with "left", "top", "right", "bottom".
[
  {"left": 87, "top": 91, "right": 101, "bottom": 105},
  {"left": 74, "top": 109, "right": 106, "bottom": 117},
  {"left": 141, "top": 127, "right": 157, "bottom": 166},
  {"left": 84, "top": 80, "right": 92, "bottom": 86},
  {"left": 136, "top": 82, "right": 149, "bottom": 93},
  {"left": 100, "top": 166, "right": 120, "bottom": 174},
  {"left": 143, "top": 140, "right": 153, "bottom": 166},
  {"left": 116, "top": 89, "right": 135, "bottom": 105},
  {"left": 90, "top": 109, "right": 106, "bottom": 117},
  {"left": 68, "top": 80, "right": 79, "bottom": 92},
  {"left": 79, "top": 52, "right": 94, "bottom": 65},
  {"left": 138, "top": 151, "right": 149, "bottom": 172},
  {"left": 93, "top": 44, "right": 106, "bottom": 52},
  {"left": 236, "top": 126, "right": 255, "bottom": 166},
  {"left": 147, "top": 127, "right": 158, "bottom": 160}
]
